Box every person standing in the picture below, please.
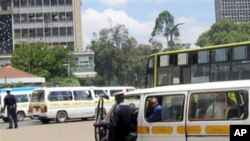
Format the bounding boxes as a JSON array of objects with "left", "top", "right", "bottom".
[
  {"left": 3, "top": 89, "right": 18, "bottom": 129},
  {"left": 94, "top": 92, "right": 137, "bottom": 141}
]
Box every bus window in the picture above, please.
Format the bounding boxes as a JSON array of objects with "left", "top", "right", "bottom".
[
  {"left": 233, "top": 46, "right": 247, "bottom": 61},
  {"left": 191, "top": 65, "right": 209, "bottom": 83},
  {"left": 178, "top": 53, "right": 188, "bottom": 65},
  {"left": 31, "top": 90, "right": 45, "bottom": 102},
  {"left": 198, "top": 50, "right": 209, "bottom": 64},
  {"left": 145, "top": 95, "right": 185, "bottom": 122},
  {"left": 189, "top": 90, "right": 248, "bottom": 121},
  {"left": 211, "top": 48, "right": 230, "bottom": 62},
  {"left": 146, "top": 56, "right": 154, "bottom": 88},
  {"left": 210, "top": 63, "right": 230, "bottom": 81}
]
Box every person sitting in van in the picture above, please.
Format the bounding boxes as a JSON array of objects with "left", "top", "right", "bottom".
[
  {"left": 205, "top": 94, "right": 233, "bottom": 119},
  {"left": 147, "top": 97, "right": 162, "bottom": 122}
]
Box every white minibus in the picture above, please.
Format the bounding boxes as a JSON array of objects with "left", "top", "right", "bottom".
[
  {"left": 95, "top": 80, "right": 250, "bottom": 141},
  {"left": 94, "top": 86, "right": 135, "bottom": 99},
  {"left": 29, "top": 87, "right": 107, "bottom": 124},
  {"left": 0, "top": 87, "right": 38, "bottom": 122}
]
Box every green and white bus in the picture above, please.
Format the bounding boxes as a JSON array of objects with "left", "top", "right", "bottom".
[{"left": 146, "top": 41, "right": 250, "bottom": 88}]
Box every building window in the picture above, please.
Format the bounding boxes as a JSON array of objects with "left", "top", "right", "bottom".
[
  {"left": 36, "top": 0, "right": 42, "bottom": 6},
  {"left": 29, "top": 13, "right": 36, "bottom": 22},
  {"left": 59, "top": 12, "right": 66, "bottom": 21},
  {"left": 51, "top": 0, "right": 58, "bottom": 5},
  {"left": 14, "top": 0, "right": 20, "bottom": 7},
  {"left": 36, "top": 13, "right": 43, "bottom": 22},
  {"left": 21, "top": 0, "right": 27, "bottom": 6},
  {"left": 66, "top": 0, "right": 72, "bottom": 5},
  {"left": 44, "top": 13, "right": 50, "bottom": 22},
  {"left": 29, "top": 28, "right": 36, "bottom": 37},
  {"left": 44, "top": 0, "right": 50, "bottom": 5},
  {"left": 14, "top": 14, "right": 20, "bottom": 23},
  {"left": 45, "top": 28, "right": 51, "bottom": 37},
  {"left": 59, "top": 27, "right": 66, "bottom": 36},
  {"left": 66, "top": 12, "right": 73, "bottom": 21},
  {"left": 52, "top": 27, "right": 59, "bottom": 36},
  {"left": 58, "top": 0, "right": 65, "bottom": 5},
  {"left": 51, "top": 12, "right": 59, "bottom": 22},
  {"left": 67, "top": 27, "right": 73, "bottom": 35},
  {"left": 37, "top": 28, "right": 43, "bottom": 37},
  {"left": 28, "top": 0, "right": 35, "bottom": 6},
  {"left": 14, "top": 29, "right": 21, "bottom": 38},
  {"left": 22, "top": 29, "right": 28, "bottom": 38},
  {"left": 21, "top": 14, "right": 28, "bottom": 23}
]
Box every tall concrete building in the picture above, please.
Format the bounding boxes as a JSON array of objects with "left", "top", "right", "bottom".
[
  {"left": 0, "top": 0, "right": 82, "bottom": 53},
  {"left": 215, "top": 0, "right": 250, "bottom": 23},
  {"left": 0, "top": 0, "right": 97, "bottom": 82}
]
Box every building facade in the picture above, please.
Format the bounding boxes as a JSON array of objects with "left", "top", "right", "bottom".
[
  {"left": 0, "top": 0, "right": 82, "bottom": 53},
  {"left": 0, "top": 0, "right": 96, "bottom": 80},
  {"left": 215, "top": 0, "right": 250, "bottom": 23}
]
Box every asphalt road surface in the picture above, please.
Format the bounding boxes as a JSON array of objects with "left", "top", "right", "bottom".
[{"left": 0, "top": 118, "right": 96, "bottom": 141}]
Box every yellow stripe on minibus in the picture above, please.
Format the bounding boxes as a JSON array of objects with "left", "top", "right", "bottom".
[
  {"left": 205, "top": 125, "right": 229, "bottom": 134},
  {"left": 152, "top": 126, "right": 173, "bottom": 134},
  {"left": 137, "top": 126, "right": 149, "bottom": 134},
  {"left": 177, "top": 126, "right": 201, "bottom": 134}
]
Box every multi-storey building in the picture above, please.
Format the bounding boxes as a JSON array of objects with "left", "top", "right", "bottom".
[
  {"left": 215, "top": 0, "right": 250, "bottom": 23},
  {"left": 0, "top": 0, "right": 96, "bottom": 81}
]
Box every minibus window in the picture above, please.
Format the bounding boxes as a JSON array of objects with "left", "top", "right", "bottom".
[
  {"left": 31, "top": 90, "right": 45, "bottom": 102},
  {"left": 110, "top": 90, "right": 123, "bottom": 96},
  {"left": 15, "top": 94, "right": 29, "bottom": 103},
  {"left": 145, "top": 95, "right": 185, "bottom": 122},
  {"left": 73, "top": 90, "right": 92, "bottom": 100},
  {"left": 189, "top": 90, "right": 248, "bottom": 121}
]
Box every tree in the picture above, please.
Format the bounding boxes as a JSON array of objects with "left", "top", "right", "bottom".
[
  {"left": 151, "top": 10, "right": 180, "bottom": 48},
  {"left": 90, "top": 24, "right": 154, "bottom": 87},
  {"left": 196, "top": 19, "right": 250, "bottom": 46},
  {"left": 11, "top": 42, "right": 75, "bottom": 80}
]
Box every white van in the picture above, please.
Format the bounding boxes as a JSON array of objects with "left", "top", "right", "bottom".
[
  {"left": 95, "top": 86, "right": 136, "bottom": 99},
  {"left": 95, "top": 80, "right": 250, "bottom": 141},
  {"left": 0, "top": 87, "right": 37, "bottom": 122},
  {"left": 29, "top": 87, "right": 107, "bottom": 124}
]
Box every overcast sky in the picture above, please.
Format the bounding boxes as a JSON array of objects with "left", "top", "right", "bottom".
[{"left": 81, "top": 0, "right": 215, "bottom": 48}]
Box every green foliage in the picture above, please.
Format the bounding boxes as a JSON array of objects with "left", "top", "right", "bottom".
[
  {"left": 11, "top": 42, "right": 75, "bottom": 80},
  {"left": 90, "top": 24, "right": 154, "bottom": 87},
  {"left": 46, "top": 77, "right": 80, "bottom": 86},
  {"left": 196, "top": 19, "right": 250, "bottom": 46},
  {"left": 151, "top": 10, "right": 180, "bottom": 48}
]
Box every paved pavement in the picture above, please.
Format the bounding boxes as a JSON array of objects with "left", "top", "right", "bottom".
[{"left": 0, "top": 118, "right": 96, "bottom": 141}]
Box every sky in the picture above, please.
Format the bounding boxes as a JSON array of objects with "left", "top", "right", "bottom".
[{"left": 81, "top": 0, "right": 215, "bottom": 48}]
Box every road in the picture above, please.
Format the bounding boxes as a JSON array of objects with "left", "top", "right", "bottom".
[{"left": 0, "top": 118, "right": 96, "bottom": 141}]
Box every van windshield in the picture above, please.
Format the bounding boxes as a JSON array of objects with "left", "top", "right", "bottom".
[{"left": 31, "top": 90, "right": 45, "bottom": 102}]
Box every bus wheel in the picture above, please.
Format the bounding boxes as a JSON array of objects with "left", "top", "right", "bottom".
[
  {"left": 17, "top": 111, "right": 25, "bottom": 121},
  {"left": 56, "top": 111, "right": 68, "bottom": 123},
  {"left": 3, "top": 118, "right": 8, "bottom": 123}
]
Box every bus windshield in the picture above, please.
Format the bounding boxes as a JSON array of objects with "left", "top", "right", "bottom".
[{"left": 31, "top": 90, "right": 45, "bottom": 102}]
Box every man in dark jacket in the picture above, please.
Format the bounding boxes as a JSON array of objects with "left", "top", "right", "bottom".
[
  {"left": 3, "top": 89, "right": 18, "bottom": 129},
  {"left": 95, "top": 92, "right": 136, "bottom": 141}
]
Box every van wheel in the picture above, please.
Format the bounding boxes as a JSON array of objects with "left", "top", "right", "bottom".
[
  {"left": 56, "top": 111, "right": 68, "bottom": 123},
  {"left": 17, "top": 111, "right": 25, "bottom": 121},
  {"left": 3, "top": 118, "right": 8, "bottom": 123},
  {"left": 40, "top": 119, "right": 51, "bottom": 124}
]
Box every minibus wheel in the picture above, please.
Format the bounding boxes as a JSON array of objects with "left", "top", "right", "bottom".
[
  {"left": 17, "top": 111, "right": 25, "bottom": 121},
  {"left": 3, "top": 118, "right": 8, "bottom": 123},
  {"left": 56, "top": 111, "right": 68, "bottom": 123}
]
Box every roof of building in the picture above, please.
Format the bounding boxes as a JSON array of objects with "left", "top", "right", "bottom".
[
  {"left": 0, "top": 64, "right": 45, "bottom": 84},
  {"left": 0, "top": 64, "right": 35, "bottom": 78}
]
